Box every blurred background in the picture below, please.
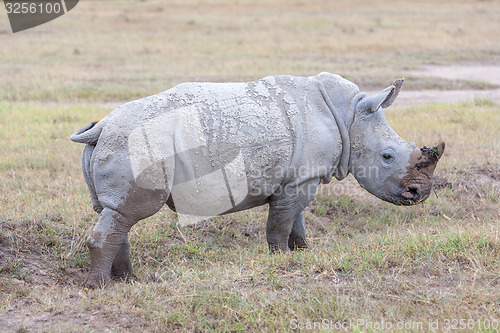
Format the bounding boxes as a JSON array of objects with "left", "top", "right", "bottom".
[{"left": 1, "top": 0, "right": 499, "bottom": 103}]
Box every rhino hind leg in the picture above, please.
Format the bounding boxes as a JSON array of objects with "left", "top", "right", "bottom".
[
  {"left": 288, "top": 213, "right": 309, "bottom": 251},
  {"left": 84, "top": 181, "right": 168, "bottom": 288},
  {"left": 84, "top": 208, "right": 136, "bottom": 289},
  {"left": 110, "top": 236, "right": 138, "bottom": 282}
]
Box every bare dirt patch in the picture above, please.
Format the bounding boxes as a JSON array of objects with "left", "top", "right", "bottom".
[
  {"left": 392, "top": 88, "right": 500, "bottom": 107},
  {"left": 411, "top": 65, "right": 500, "bottom": 86},
  {"left": 390, "top": 64, "right": 500, "bottom": 106},
  {"left": 434, "top": 164, "right": 500, "bottom": 192},
  {"left": 0, "top": 239, "right": 146, "bottom": 332},
  {"left": 1, "top": 306, "right": 145, "bottom": 333}
]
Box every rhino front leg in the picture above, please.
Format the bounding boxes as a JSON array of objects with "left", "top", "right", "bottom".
[
  {"left": 85, "top": 208, "right": 136, "bottom": 289},
  {"left": 266, "top": 179, "right": 318, "bottom": 253},
  {"left": 266, "top": 210, "right": 296, "bottom": 253},
  {"left": 110, "top": 236, "right": 138, "bottom": 281},
  {"left": 288, "top": 212, "right": 309, "bottom": 251}
]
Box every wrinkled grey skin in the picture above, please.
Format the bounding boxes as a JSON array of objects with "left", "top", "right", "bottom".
[{"left": 71, "top": 73, "right": 444, "bottom": 288}]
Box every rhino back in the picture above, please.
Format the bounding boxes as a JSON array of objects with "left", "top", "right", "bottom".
[{"left": 91, "top": 74, "right": 344, "bottom": 214}]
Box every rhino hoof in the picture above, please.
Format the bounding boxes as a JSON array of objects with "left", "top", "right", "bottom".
[
  {"left": 288, "top": 236, "right": 309, "bottom": 251},
  {"left": 111, "top": 271, "right": 139, "bottom": 282},
  {"left": 268, "top": 243, "right": 290, "bottom": 253},
  {"left": 83, "top": 273, "right": 111, "bottom": 289},
  {"left": 289, "top": 245, "right": 309, "bottom": 251}
]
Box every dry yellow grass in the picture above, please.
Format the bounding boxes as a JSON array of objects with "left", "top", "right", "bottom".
[{"left": 0, "top": 0, "right": 499, "bottom": 331}]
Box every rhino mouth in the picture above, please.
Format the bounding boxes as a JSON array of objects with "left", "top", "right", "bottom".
[
  {"left": 397, "top": 187, "right": 432, "bottom": 206},
  {"left": 377, "top": 187, "right": 430, "bottom": 206}
]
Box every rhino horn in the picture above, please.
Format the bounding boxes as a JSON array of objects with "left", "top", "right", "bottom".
[
  {"left": 421, "top": 141, "right": 446, "bottom": 164},
  {"left": 357, "top": 78, "right": 404, "bottom": 113},
  {"left": 434, "top": 141, "right": 446, "bottom": 160}
]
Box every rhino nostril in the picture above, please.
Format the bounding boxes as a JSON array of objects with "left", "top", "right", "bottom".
[{"left": 408, "top": 185, "right": 420, "bottom": 200}]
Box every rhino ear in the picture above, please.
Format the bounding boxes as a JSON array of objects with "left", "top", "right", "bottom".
[{"left": 357, "top": 78, "right": 404, "bottom": 114}]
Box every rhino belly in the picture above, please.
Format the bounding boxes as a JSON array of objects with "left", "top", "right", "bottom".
[
  {"left": 127, "top": 81, "right": 297, "bottom": 218},
  {"left": 164, "top": 137, "right": 293, "bottom": 216}
]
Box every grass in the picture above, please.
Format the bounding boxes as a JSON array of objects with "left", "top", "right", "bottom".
[{"left": 0, "top": 0, "right": 499, "bottom": 331}]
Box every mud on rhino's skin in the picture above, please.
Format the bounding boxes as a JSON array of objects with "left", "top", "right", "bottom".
[
  {"left": 71, "top": 72, "right": 445, "bottom": 288},
  {"left": 398, "top": 142, "right": 446, "bottom": 205}
]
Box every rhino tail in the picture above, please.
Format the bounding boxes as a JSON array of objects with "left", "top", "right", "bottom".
[
  {"left": 82, "top": 143, "right": 102, "bottom": 213},
  {"left": 70, "top": 121, "right": 104, "bottom": 144}
]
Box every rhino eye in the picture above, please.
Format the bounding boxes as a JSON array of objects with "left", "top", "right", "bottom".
[{"left": 382, "top": 153, "right": 394, "bottom": 161}]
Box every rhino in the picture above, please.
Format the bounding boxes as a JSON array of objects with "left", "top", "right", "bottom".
[{"left": 71, "top": 72, "right": 444, "bottom": 288}]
